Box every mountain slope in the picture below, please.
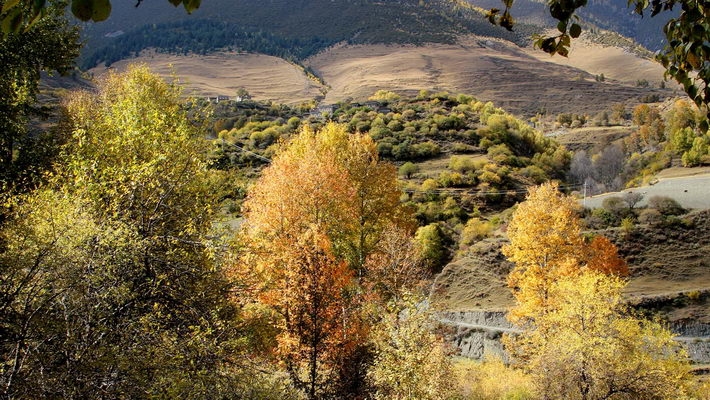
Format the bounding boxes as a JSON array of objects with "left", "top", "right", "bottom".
[
  {"left": 468, "top": 0, "right": 674, "bottom": 51},
  {"left": 79, "top": 0, "right": 533, "bottom": 68}
]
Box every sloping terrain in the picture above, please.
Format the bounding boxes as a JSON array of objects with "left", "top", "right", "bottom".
[
  {"left": 431, "top": 210, "right": 710, "bottom": 363},
  {"left": 90, "top": 52, "right": 326, "bottom": 105},
  {"left": 79, "top": 0, "right": 528, "bottom": 69},
  {"left": 431, "top": 209, "right": 710, "bottom": 314},
  {"left": 306, "top": 35, "right": 673, "bottom": 116},
  {"left": 469, "top": 0, "right": 673, "bottom": 51},
  {"left": 97, "top": 34, "right": 675, "bottom": 117}
]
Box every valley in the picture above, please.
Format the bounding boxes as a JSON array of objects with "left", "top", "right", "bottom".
[{"left": 7, "top": 0, "right": 710, "bottom": 395}]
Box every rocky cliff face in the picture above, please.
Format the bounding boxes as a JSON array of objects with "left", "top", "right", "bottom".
[
  {"left": 437, "top": 310, "right": 710, "bottom": 364},
  {"left": 436, "top": 311, "right": 513, "bottom": 360}
]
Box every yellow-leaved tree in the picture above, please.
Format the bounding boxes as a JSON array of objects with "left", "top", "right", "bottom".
[
  {"left": 519, "top": 270, "right": 692, "bottom": 399},
  {"left": 503, "top": 182, "right": 692, "bottom": 399},
  {"left": 502, "top": 182, "right": 586, "bottom": 323},
  {"left": 0, "top": 65, "right": 252, "bottom": 398}
]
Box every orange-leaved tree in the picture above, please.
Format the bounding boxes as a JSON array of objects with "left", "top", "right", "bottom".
[
  {"left": 239, "top": 122, "right": 420, "bottom": 397},
  {"left": 270, "top": 230, "right": 361, "bottom": 399}
]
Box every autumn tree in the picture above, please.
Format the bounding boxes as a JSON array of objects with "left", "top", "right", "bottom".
[
  {"left": 243, "top": 122, "right": 409, "bottom": 274},
  {"left": 368, "top": 295, "right": 455, "bottom": 400},
  {"left": 241, "top": 122, "right": 417, "bottom": 397},
  {"left": 364, "top": 226, "right": 427, "bottom": 303},
  {"left": 0, "top": 65, "right": 249, "bottom": 398},
  {"left": 502, "top": 182, "right": 585, "bottom": 322},
  {"left": 513, "top": 271, "right": 692, "bottom": 399},
  {"left": 503, "top": 182, "right": 630, "bottom": 323},
  {"left": 585, "top": 235, "right": 629, "bottom": 277},
  {"left": 269, "top": 231, "right": 360, "bottom": 400},
  {"left": 503, "top": 183, "right": 692, "bottom": 399}
]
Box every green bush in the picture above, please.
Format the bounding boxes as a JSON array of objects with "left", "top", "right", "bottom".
[
  {"left": 399, "top": 162, "right": 419, "bottom": 179},
  {"left": 591, "top": 207, "right": 617, "bottom": 227}
]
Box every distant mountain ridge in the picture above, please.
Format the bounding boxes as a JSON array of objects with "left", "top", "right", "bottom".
[
  {"left": 79, "top": 0, "right": 676, "bottom": 70},
  {"left": 79, "top": 0, "right": 536, "bottom": 68}
]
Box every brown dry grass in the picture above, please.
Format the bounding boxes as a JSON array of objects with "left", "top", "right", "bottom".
[
  {"left": 90, "top": 51, "right": 326, "bottom": 106},
  {"left": 306, "top": 35, "right": 677, "bottom": 116},
  {"left": 522, "top": 36, "right": 668, "bottom": 87},
  {"left": 89, "top": 36, "right": 678, "bottom": 117},
  {"left": 553, "top": 126, "right": 633, "bottom": 153}
]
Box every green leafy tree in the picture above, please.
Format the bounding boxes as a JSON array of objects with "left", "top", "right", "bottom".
[
  {"left": 682, "top": 136, "right": 709, "bottom": 166},
  {"left": 399, "top": 161, "right": 419, "bottom": 179},
  {"left": 0, "top": 0, "right": 80, "bottom": 187}
]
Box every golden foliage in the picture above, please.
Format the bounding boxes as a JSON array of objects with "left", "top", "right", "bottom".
[
  {"left": 508, "top": 271, "right": 693, "bottom": 400},
  {"left": 243, "top": 122, "right": 409, "bottom": 273},
  {"left": 368, "top": 297, "right": 455, "bottom": 400},
  {"left": 504, "top": 183, "right": 693, "bottom": 400},
  {"left": 503, "top": 182, "right": 585, "bottom": 323},
  {"left": 454, "top": 357, "right": 534, "bottom": 400},
  {"left": 239, "top": 123, "right": 419, "bottom": 397}
]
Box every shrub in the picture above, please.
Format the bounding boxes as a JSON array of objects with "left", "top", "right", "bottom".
[
  {"left": 591, "top": 207, "right": 617, "bottom": 227},
  {"left": 454, "top": 357, "right": 535, "bottom": 400},
  {"left": 620, "top": 217, "right": 635, "bottom": 235},
  {"left": 647, "top": 196, "right": 685, "bottom": 216},
  {"left": 460, "top": 218, "right": 494, "bottom": 247},
  {"left": 638, "top": 208, "right": 663, "bottom": 225},
  {"left": 622, "top": 192, "right": 644, "bottom": 209},
  {"left": 399, "top": 162, "right": 419, "bottom": 179},
  {"left": 437, "top": 171, "right": 465, "bottom": 188},
  {"left": 449, "top": 156, "right": 477, "bottom": 173}
]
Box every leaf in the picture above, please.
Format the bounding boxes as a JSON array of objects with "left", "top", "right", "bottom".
[
  {"left": 1, "top": 8, "right": 23, "bottom": 33},
  {"left": 71, "top": 0, "right": 94, "bottom": 21},
  {"left": 91, "top": 0, "right": 111, "bottom": 22},
  {"left": 1, "top": 0, "right": 21, "bottom": 14},
  {"left": 569, "top": 23, "right": 582, "bottom": 38},
  {"left": 687, "top": 51, "right": 700, "bottom": 69},
  {"left": 557, "top": 20, "right": 567, "bottom": 33},
  {"left": 182, "top": 0, "right": 200, "bottom": 13}
]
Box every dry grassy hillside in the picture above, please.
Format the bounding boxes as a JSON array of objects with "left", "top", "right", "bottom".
[
  {"left": 90, "top": 35, "right": 677, "bottom": 117},
  {"left": 90, "top": 52, "right": 326, "bottom": 106},
  {"left": 307, "top": 35, "right": 675, "bottom": 116},
  {"left": 431, "top": 210, "right": 710, "bottom": 324}
]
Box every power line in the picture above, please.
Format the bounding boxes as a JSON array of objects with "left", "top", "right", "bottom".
[{"left": 229, "top": 143, "right": 272, "bottom": 163}]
